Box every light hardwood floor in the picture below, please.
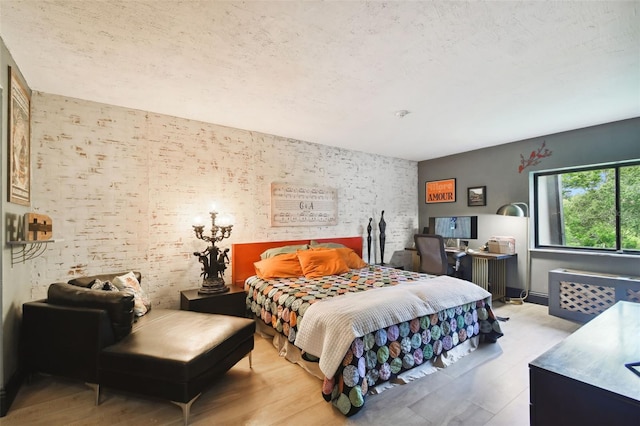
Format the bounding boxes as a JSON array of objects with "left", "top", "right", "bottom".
[{"left": 4, "top": 302, "right": 580, "bottom": 425}]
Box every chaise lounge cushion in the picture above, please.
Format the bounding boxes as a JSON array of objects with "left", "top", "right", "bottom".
[
  {"left": 47, "top": 282, "right": 135, "bottom": 341},
  {"left": 99, "top": 309, "right": 256, "bottom": 403}
]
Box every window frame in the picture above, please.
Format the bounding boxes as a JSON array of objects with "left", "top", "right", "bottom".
[{"left": 532, "top": 159, "right": 640, "bottom": 254}]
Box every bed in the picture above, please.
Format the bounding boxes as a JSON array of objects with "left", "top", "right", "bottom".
[{"left": 231, "top": 236, "right": 503, "bottom": 416}]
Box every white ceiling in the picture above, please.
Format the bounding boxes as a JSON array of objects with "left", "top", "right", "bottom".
[{"left": 1, "top": 1, "right": 639, "bottom": 161}]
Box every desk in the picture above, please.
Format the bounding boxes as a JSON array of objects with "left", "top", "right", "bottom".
[
  {"left": 406, "top": 247, "right": 515, "bottom": 301},
  {"left": 529, "top": 301, "right": 640, "bottom": 425},
  {"left": 405, "top": 247, "right": 467, "bottom": 278}
]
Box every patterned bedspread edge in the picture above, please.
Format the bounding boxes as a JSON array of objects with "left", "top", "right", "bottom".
[{"left": 294, "top": 275, "right": 491, "bottom": 377}]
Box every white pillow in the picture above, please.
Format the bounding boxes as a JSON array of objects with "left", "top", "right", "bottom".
[
  {"left": 90, "top": 278, "right": 119, "bottom": 292},
  {"left": 112, "top": 271, "right": 151, "bottom": 316}
]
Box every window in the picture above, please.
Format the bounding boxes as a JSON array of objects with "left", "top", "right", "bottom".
[{"left": 534, "top": 160, "right": 640, "bottom": 253}]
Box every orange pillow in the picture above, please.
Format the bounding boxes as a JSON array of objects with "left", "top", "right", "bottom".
[
  {"left": 254, "top": 253, "right": 303, "bottom": 279},
  {"left": 296, "top": 249, "right": 349, "bottom": 278},
  {"left": 335, "top": 247, "right": 368, "bottom": 269},
  {"left": 309, "top": 247, "right": 368, "bottom": 269}
]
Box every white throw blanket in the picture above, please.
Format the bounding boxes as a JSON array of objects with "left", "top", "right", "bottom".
[{"left": 294, "top": 275, "right": 491, "bottom": 377}]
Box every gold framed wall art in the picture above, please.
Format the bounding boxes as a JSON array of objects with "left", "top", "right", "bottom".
[{"left": 8, "top": 66, "right": 31, "bottom": 206}]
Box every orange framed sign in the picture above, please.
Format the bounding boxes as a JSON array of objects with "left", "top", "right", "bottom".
[{"left": 425, "top": 178, "right": 456, "bottom": 203}]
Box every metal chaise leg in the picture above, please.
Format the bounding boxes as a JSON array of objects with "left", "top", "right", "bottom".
[
  {"left": 86, "top": 382, "right": 100, "bottom": 405},
  {"left": 171, "top": 393, "right": 201, "bottom": 426}
]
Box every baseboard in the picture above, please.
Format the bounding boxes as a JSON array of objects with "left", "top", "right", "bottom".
[
  {"left": 0, "top": 368, "right": 24, "bottom": 417},
  {"left": 505, "top": 287, "right": 548, "bottom": 306},
  {"left": 525, "top": 291, "right": 549, "bottom": 306}
]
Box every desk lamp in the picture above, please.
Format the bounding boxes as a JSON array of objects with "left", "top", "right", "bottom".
[
  {"left": 496, "top": 202, "right": 529, "bottom": 304},
  {"left": 496, "top": 202, "right": 528, "bottom": 217}
]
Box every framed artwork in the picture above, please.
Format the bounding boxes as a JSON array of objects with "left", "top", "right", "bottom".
[
  {"left": 270, "top": 182, "right": 338, "bottom": 226},
  {"left": 425, "top": 178, "right": 456, "bottom": 203},
  {"left": 8, "top": 66, "right": 31, "bottom": 206},
  {"left": 467, "top": 186, "right": 486, "bottom": 206}
]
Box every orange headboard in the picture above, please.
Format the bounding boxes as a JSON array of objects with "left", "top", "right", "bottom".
[{"left": 231, "top": 236, "right": 363, "bottom": 288}]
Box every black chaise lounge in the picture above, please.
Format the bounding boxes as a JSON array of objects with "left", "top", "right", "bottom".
[{"left": 21, "top": 272, "right": 255, "bottom": 425}]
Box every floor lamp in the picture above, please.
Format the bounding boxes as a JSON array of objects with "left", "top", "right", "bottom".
[{"left": 496, "top": 202, "right": 529, "bottom": 304}]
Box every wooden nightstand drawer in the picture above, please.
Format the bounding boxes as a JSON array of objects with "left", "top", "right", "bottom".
[{"left": 180, "top": 285, "right": 247, "bottom": 317}]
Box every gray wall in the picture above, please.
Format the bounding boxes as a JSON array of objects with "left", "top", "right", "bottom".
[{"left": 418, "top": 117, "right": 640, "bottom": 298}]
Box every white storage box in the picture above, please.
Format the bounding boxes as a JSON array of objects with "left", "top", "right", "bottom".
[{"left": 488, "top": 236, "right": 516, "bottom": 254}]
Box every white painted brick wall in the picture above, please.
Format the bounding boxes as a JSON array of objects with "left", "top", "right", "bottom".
[{"left": 30, "top": 93, "right": 418, "bottom": 307}]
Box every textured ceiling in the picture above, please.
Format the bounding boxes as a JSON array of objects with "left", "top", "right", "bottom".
[{"left": 1, "top": 1, "right": 639, "bottom": 161}]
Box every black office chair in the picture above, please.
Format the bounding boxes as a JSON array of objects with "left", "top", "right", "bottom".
[{"left": 414, "top": 234, "right": 449, "bottom": 275}]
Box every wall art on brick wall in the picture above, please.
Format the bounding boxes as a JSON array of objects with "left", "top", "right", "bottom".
[
  {"left": 8, "top": 66, "right": 31, "bottom": 206},
  {"left": 425, "top": 178, "right": 456, "bottom": 203},
  {"left": 270, "top": 182, "right": 337, "bottom": 226}
]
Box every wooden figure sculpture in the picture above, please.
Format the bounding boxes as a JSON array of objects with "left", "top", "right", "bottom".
[
  {"left": 379, "top": 211, "right": 386, "bottom": 264},
  {"left": 367, "top": 217, "right": 373, "bottom": 264}
]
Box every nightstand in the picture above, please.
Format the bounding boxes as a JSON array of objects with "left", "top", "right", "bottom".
[{"left": 180, "top": 285, "right": 247, "bottom": 317}]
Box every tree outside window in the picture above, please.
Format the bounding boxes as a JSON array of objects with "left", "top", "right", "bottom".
[{"left": 535, "top": 162, "right": 640, "bottom": 252}]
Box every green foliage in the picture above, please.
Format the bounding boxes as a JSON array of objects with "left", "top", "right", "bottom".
[
  {"left": 560, "top": 165, "right": 640, "bottom": 250},
  {"left": 620, "top": 165, "right": 640, "bottom": 249}
]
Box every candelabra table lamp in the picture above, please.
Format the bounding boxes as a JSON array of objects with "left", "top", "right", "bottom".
[{"left": 192, "top": 209, "right": 233, "bottom": 295}]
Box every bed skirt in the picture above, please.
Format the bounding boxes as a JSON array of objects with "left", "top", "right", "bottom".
[{"left": 255, "top": 319, "right": 482, "bottom": 395}]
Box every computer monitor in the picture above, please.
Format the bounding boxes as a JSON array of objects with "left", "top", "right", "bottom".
[{"left": 428, "top": 215, "right": 478, "bottom": 240}]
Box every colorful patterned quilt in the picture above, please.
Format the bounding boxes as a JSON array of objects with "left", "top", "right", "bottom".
[{"left": 245, "top": 265, "right": 503, "bottom": 416}]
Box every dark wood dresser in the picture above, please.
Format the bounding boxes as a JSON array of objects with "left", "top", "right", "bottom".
[{"left": 529, "top": 301, "right": 640, "bottom": 425}]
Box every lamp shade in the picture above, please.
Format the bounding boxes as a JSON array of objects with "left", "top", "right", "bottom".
[{"left": 496, "top": 203, "right": 528, "bottom": 217}]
